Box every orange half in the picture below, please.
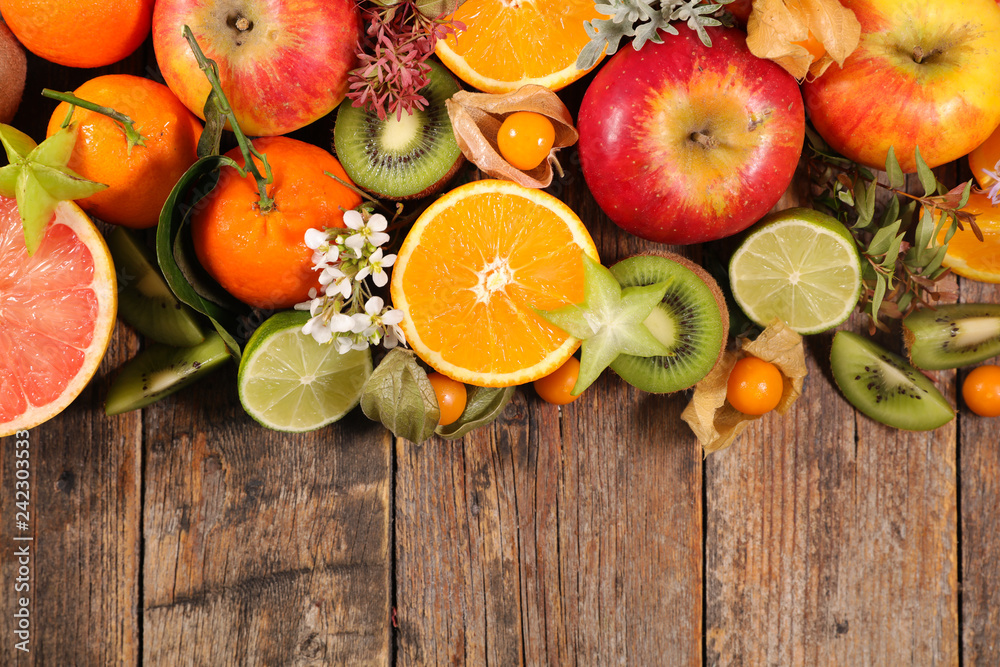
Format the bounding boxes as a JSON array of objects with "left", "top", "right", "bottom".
[
  {"left": 0, "top": 196, "right": 117, "bottom": 436},
  {"left": 436, "top": 0, "right": 605, "bottom": 93},
  {"left": 936, "top": 192, "right": 1000, "bottom": 283},
  {"left": 390, "top": 180, "right": 598, "bottom": 386}
]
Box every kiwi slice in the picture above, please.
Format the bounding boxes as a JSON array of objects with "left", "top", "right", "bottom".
[
  {"left": 608, "top": 252, "right": 729, "bottom": 393},
  {"left": 333, "top": 59, "right": 463, "bottom": 200},
  {"left": 830, "top": 330, "right": 954, "bottom": 431},
  {"left": 903, "top": 303, "right": 1000, "bottom": 370},
  {"left": 105, "top": 332, "right": 231, "bottom": 415},
  {"left": 106, "top": 226, "right": 206, "bottom": 347}
]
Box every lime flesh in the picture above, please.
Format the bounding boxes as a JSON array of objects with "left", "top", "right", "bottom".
[
  {"left": 238, "top": 311, "right": 372, "bottom": 432},
  {"left": 729, "top": 208, "right": 862, "bottom": 334}
]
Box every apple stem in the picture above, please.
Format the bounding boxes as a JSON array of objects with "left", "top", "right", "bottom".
[
  {"left": 41, "top": 89, "right": 147, "bottom": 155},
  {"left": 690, "top": 131, "right": 718, "bottom": 149},
  {"left": 912, "top": 46, "right": 925, "bottom": 63},
  {"left": 235, "top": 17, "right": 250, "bottom": 32},
  {"left": 180, "top": 24, "right": 275, "bottom": 212}
]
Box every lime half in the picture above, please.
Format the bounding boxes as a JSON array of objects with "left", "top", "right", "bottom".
[
  {"left": 729, "top": 208, "right": 862, "bottom": 334},
  {"left": 238, "top": 311, "right": 372, "bottom": 432}
]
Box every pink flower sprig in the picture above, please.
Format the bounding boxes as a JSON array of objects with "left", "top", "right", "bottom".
[{"left": 348, "top": 2, "right": 464, "bottom": 121}]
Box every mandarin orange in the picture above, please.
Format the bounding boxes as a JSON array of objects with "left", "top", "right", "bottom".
[
  {"left": 934, "top": 192, "right": 1000, "bottom": 283},
  {"left": 191, "top": 136, "right": 362, "bottom": 310},
  {"left": 46, "top": 75, "right": 202, "bottom": 229},
  {"left": 0, "top": 0, "right": 153, "bottom": 68}
]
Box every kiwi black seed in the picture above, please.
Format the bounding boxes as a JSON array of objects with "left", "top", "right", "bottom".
[
  {"left": 333, "top": 59, "right": 463, "bottom": 200},
  {"left": 903, "top": 303, "right": 1000, "bottom": 370},
  {"left": 608, "top": 252, "right": 729, "bottom": 393},
  {"left": 106, "top": 226, "right": 206, "bottom": 347},
  {"left": 830, "top": 330, "right": 954, "bottom": 431},
  {"left": 105, "top": 332, "right": 231, "bottom": 415}
]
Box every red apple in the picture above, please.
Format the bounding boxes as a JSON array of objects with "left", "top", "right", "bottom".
[
  {"left": 803, "top": 0, "right": 1000, "bottom": 173},
  {"left": 152, "top": 0, "right": 361, "bottom": 137},
  {"left": 577, "top": 27, "right": 805, "bottom": 246}
]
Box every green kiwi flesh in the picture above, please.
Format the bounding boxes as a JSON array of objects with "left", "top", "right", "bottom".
[
  {"left": 105, "top": 332, "right": 231, "bottom": 415},
  {"left": 830, "top": 331, "right": 954, "bottom": 431},
  {"left": 608, "top": 253, "right": 728, "bottom": 393},
  {"left": 106, "top": 226, "right": 205, "bottom": 347},
  {"left": 333, "top": 59, "right": 463, "bottom": 200},
  {"left": 903, "top": 303, "right": 1000, "bottom": 370}
]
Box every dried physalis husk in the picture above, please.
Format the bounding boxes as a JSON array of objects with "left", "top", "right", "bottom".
[
  {"left": 681, "top": 319, "right": 808, "bottom": 456},
  {"left": 746, "top": 0, "right": 861, "bottom": 81},
  {"left": 445, "top": 85, "right": 578, "bottom": 188}
]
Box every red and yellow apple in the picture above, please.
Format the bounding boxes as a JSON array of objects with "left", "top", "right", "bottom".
[
  {"left": 803, "top": 0, "right": 1000, "bottom": 172},
  {"left": 577, "top": 27, "right": 805, "bottom": 246},
  {"left": 152, "top": 0, "right": 361, "bottom": 137}
]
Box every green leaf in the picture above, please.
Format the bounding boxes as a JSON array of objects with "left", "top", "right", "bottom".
[
  {"left": 924, "top": 245, "right": 948, "bottom": 275},
  {"left": 837, "top": 188, "right": 854, "bottom": 205},
  {"left": 156, "top": 154, "right": 248, "bottom": 358},
  {"left": 880, "top": 230, "right": 904, "bottom": 272},
  {"left": 914, "top": 207, "right": 936, "bottom": 256},
  {"left": 361, "top": 348, "right": 440, "bottom": 444},
  {"left": 871, "top": 275, "right": 888, "bottom": 321},
  {"left": 914, "top": 146, "right": 936, "bottom": 197},
  {"left": 958, "top": 179, "right": 973, "bottom": 209},
  {"left": 868, "top": 218, "right": 901, "bottom": 257},
  {"left": 198, "top": 90, "right": 226, "bottom": 159},
  {"left": 436, "top": 385, "right": 515, "bottom": 440},
  {"left": 880, "top": 195, "right": 900, "bottom": 231},
  {"left": 885, "top": 146, "right": 905, "bottom": 190}
]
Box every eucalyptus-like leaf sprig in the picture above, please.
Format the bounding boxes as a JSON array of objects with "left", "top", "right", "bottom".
[
  {"left": 577, "top": 0, "right": 735, "bottom": 70},
  {"left": 805, "top": 129, "right": 980, "bottom": 334}
]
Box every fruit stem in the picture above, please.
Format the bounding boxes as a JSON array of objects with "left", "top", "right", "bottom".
[
  {"left": 324, "top": 171, "right": 394, "bottom": 216},
  {"left": 690, "top": 130, "right": 718, "bottom": 149},
  {"left": 180, "top": 25, "right": 275, "bottom": 212},
  {"left": 41, "top": 89, "right": 147, "bottom": 155}
]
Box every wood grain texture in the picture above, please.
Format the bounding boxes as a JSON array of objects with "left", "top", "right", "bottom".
[
  {"left": 141, "top": 368, "right": 392, "bottom": 666},
  {"left": 958, "top": 277, "right": 1000, "bottom": 666},
  {"left": 394, "top": 162, "right": 703, "bottom": 665},
  {"left": 705, "top": 321, "right": 958, "bottom": 666},
  {"left": 0, "top": 321, "right": 142, "bottom": 666}
]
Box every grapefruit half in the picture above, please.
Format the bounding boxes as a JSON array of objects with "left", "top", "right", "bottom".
[{"left": 1, "top": 196, "right": 117, "bottom": 436}]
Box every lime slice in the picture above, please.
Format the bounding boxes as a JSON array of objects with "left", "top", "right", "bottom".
[
  {"left": 729, "top": 208, "right": 862, "bottom": 334},
  {"left": 238, "top": 311, "right": 372, "bottom": 432}
]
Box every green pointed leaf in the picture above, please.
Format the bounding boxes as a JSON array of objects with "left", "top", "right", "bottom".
[
  {"left": 436, "top": 385, "right": 515, "bottom": 440},
  {"left": 30, "top": 125, "right": 78, "bottom": 167},
  {"left": 16, "top": 169, "right": 58, "bottom": 255},
  {"left": 30, "top": 163, "right": 107, "bottom": 201},
  {"left": 881, "top": 195, "right": 900, "bottom": 231},
  {"left": 958, "top": 179, "right": 973, "bottom": 209},
  {"left": 915, "top": 207, "right": 936, "bottom": 255},
  {"left": 0, "top": 124, "right": 37, "bottom": 161},
  {"left": 924, "top": 245, "right": 948, "bottom": 275},
  {"left": 914, "top": 146, "right": 936, "bottom": 197},
  {"left": 157, "top": 154, "right": 249, "bottom": 358},
  {"left": 837, "top": 188, "right": 854, "bottom": 205},
  {"left": 361, "top": 348, "right": 440, "bottom": 444},
  {"left": 871, "top": 275, "right": 887, "bottom": 320},
  {"left": 885, "top": 146, "right": 905, "bottom": 189},
  {"left": 880, "top": 231, "right": 904, "bottom": 271},
  {"left": 868, "top": 219, "right": 901, "bottom": 256}
]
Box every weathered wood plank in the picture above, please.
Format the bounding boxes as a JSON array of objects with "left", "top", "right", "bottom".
[
  {"left": 705, "top": 324, "right": 958, "bottom": 665},
  {"left": 959, "top": 277, "right": 1000, "bottom": 666},
  {"left": 394, "top": 166, "right": 704, "bottom": 664},
  {"left": 0, "top": 49, "right": 147, "bottom": 666},
  {"left": 141, "top": 368, "right": 392, "bottom": 666}
]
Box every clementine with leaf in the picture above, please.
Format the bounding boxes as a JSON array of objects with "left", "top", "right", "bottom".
[
  {"left": 46, "top": 75, "right": 202, "bottom": 229},
  {"left": 191, "top": 136, "right": 363, "bottom": 310}
]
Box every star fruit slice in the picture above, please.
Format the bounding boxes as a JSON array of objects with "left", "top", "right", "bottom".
[
  {"left": 0, "top": 123, "right": 107, "bottom": 254},
  {"left": 536, "top": 253, "right": 671, "bottom": 395}
]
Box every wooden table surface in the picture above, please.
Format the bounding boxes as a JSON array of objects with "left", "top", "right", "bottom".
[{"left": 2, "top": 37, "right": 999, "bottom": 667}]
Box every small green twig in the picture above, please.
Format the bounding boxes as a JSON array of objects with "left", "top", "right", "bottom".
[
  {"left": 324, "top": 171, "right": 394, "bottom": 216},
  {"left": 181, "top": 25, "right": 275, "bottom": 212},
  {"left": 41, "top": 89, "right": 147, "bottom": 154}
]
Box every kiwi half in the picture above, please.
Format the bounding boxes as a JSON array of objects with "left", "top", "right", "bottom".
[
  {"left": 903, "top": 303, "right": 1000, "bottom": 370},
  {"left": 608, "top": 252, "right": 729, "bottom": 393},
  {"left": 105, "top": 332, "right": 231, "bottom": 415},
  {"left": 333, "top": 59, "right": 463, "bottom": 200},
  {"left": 106, "top": 226, "right": 206, "bottom": 347},
  {"left": 830, "top": 330, "right": 954, "bottom": 431}
]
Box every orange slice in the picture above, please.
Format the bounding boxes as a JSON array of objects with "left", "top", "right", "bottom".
[
  {"left": 936, "top": 192, "right": 1000, "bottom": 283},
  {"left": 1, "top": 196, "right": 117, "bottom": 436},
  {"left": 436, "top": 0, "right": 605, "bottom": 93},
  {"left": 390, "top": 180, "right": 599, "bottom": 386}
]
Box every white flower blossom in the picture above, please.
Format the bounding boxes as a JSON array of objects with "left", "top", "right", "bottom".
[
  {"left": 382, "top": 308, "right": 405, "bottom": 349},
  {"left": 344, "top": 211, "right": 391, "bottom": 257},
  {"left": 984, "top": 158, "right": 1000, "bottom": 205},
  {"left": 355, "top": 248, "right": 397, "bottom": 287}
]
